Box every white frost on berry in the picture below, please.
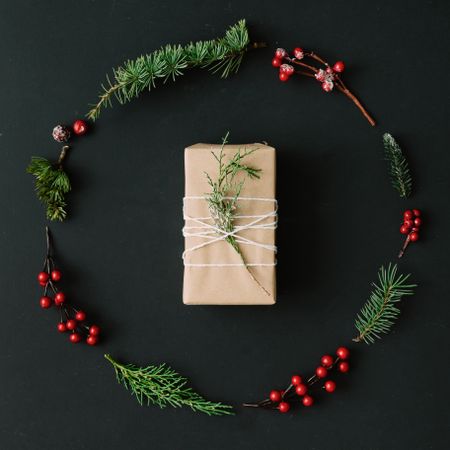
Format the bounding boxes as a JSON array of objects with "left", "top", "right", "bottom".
[
  {"left": 280, "top": 64, "right": 294, "bottom": 75},
  {"left": 322, "top": 80, "right": 334, "bottom": 92},
  {"left": 315, "top": 69, "right": 326, "bottom": 82},
  {"left": 275, "top": 48, "right": 287, "bottom": 58},
  {"left": 294, "top": 48, "right": 304, "bottom": 59}
]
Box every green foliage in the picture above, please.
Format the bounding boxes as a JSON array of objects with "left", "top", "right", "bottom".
[
  {"left": 87, "top": 20, "right": 251, "bottom": 120},
  {"left": 27, "top": 156, "right": 71, "bottom": 221},
  {"left": 104, "top": 354, "right": 233, "bottom": 416},
  {"left": 353, "top": 264, "right": 416, "bottom": 344},
  {"left": 383, "top": 133, "right": 412, "bottom": 198}
]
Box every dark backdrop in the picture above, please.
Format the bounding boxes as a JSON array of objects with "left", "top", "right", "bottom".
[{"left": 1, "top": 1, "right": 449, "bottom": 449}]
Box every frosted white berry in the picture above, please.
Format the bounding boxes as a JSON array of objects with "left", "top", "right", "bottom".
[
  {"left": 52, "top": 125, "right": 71, "bottom": 143},
  {"left": 322, "top": 80, "right": 334, "bottom": 92},
  {"left": 280, "top": 64, "right": 294, "bottom": 75},
  {"left": 275, "top": 48, "right": 287, "bottom": 59},
  {"left": 315, "top": 69, "right": 326, "bottom": 82},
  {"left": 293, "top": 47, "right": 304, "bottom": 59}
]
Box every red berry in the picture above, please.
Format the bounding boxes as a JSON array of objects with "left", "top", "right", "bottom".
[
  {"left": 57, "top": 322, "right": 67, "bottom": 333},
  {"left": 295, "top": 384, "right": 307, "bottom": 396},
  {"left": 279, "top": 72, "right": 289, "bottom": 82},
  {"left": 280, "top": 64, "right": 294, "bottom": 75},
  {"left": 293, "top": 47, "right": 304, "bottom": 59},
  {"left": 302, "top": 395, "right": 314, "bottom": 407},
  {"left": 66, "top": 319, "right": 77, "bottom": 330},
  {"left": 336, "top": 346, "right": 350, "bottom": 360},
  {"left": 51, "top": 270, "right": 62, "bottom": 282},
  {"left": 403, "top": 219, "right": 414, "bottom": 228},
  {"left": 333, "top": 61, "right": 345, "bottom": 73},
  {"left": 316, "top": 366, "right": 328, "bottom": 378},
  {"left": 338, "top": 361, "right": 350, "bottom": 373},
  {"left": 400, "top": 225, "right": 410, "bottom": 235},
  {"left": 403, "top": 210, "right": 414, "bottom": 220},
  {"left": 73, "top": 119, "right": 88, "bottom": 136},
  {"left": 75, "top": 310, "right": 86, "bottom": 322},
  {"left": 291, "top": 375, "right": 302, "bottom": 386},
  {"left": 39, "top": 296, "right": 52, "bottom": 309},
  {"left": 414, "top": 217, "right": 422, "bottom": 227},
  {"left": 326, "top": 66, "right": 334, "bottom": 74},
  {"left": 321, "top": 355, "right": 333, "bottom": 367},
  {"left": 272, "top": 58, "right": 281, "bottom": 67},
  {"left": 54, "top": 292, "right": 65, "bottom": 305},
  {"left": 39, "top": 280, "right": 47, "bottom": 287},
  {"left": 69, "top": 332, "right": 82, "bottom": 343},
  {"left": 89, "top": 325, "right": 100, "bottom": 336},
  {"left": 278, "top": 401, "right": 290, "bottom": 413},
  {"left": 37, "top": 272, "right": 49, "bottom": 284},
  {"left": 86, "top": 335, "right": 98, "bottom": 346},
  {"left": 324, "top": 380, "right": 336, "bottom": 393},
  {"left": 269, "top": 390, "right": 282, "bottom": 402},
  {"left": 275, "top": 48, "right": 286, "bottom": 59},
  {"left": 409, "top": 232, "right": 419, "bottom": 242},
  {"left": 413, "top": 209, "right": 421, "bottom": 217},
  {"left": 321, "top": 81, "right": 333, "bottom": 92}
]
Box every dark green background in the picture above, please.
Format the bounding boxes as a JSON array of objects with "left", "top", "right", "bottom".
[{"left": 1, "top": 0, "right": 449, "bottom": 449}]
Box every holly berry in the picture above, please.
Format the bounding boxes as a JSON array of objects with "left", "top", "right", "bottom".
[
  {"left": 86, "top": 335, "right": 98, "bottom": 346},
  {"left": 40, "top": 296, "right": 52, "bottom": 309},
  {"left": 414, "top": 217, "right": 422, "bottom": 227},
  {"left": 57, "top": 322, "right": 67, "bottom": 333},
  {"left": 54, "top": 292, "right": 66, "bottom": 305},
  {"left": 400, "top": 225, "right": 410, "bottom": 235},
  {"left": 75, "top": 310, "right": 86, "bottom": 322},
  {"left": 66, "top": 319, "right": 77, "bottom": 330},
  {"left": 338, "top": 361, "right": 350, "bottom": 373},
  {"left": 403, "top": 210, "right": 414, "bottom": 220},
  {"left": 72, "top": 119, "right": 87, "bottom": 136},
  {"left": 39, "top": 280, "right": 47, "bottom": 287},
  {"left": 37, "top": 272, "right": 49, "bottom": 284},
  {"left": 293, "top": 47, "right": 304, "bottom": 59},
  {"left": 89, "top": 325, "right": 101, "bottom": 336},
  {"left": 272, "top": 58, "right": 282, "bottom": 68},
  {"left": 413, "top": 209, "right": 421, "bottom": 217},
  {"left": 322, "top": 80, "right": 334, "bottom": 92},
  {"left": 69, "top": 332, "right": 82, "bottom": 343},
  {"left": 324, "top": 380, "right": 336, "bottom": 393},
  {"left": 280, "top": 64, "right": 294, "bottom": 75},
  {"left": 52, "top": 125, "right": 71, "bottom": 143},
  {"left": 336, "top": 347, "right": 350, "bottom": 360},
  {"left": 278, "top": 401, "right": 290, "bottom": 413},
  {"left": 295, "top": 384, "right": 308, "bottom": 396},
  {"left": 279, "top": 72, "right": 289, "bottom": 82},
  {"left": 291, "top": 375, "right": 302, "bottom": 386},
  {"left": 316, "top": 366, "right": 328, "bottom": 378},
  {"left": 51, "top": 270, "right": 62, "bottom": 282},
  {"left": 275, "top": 48, "right": 286, "bottom": 59},
  {"left": 332, "top": 61, "right": 345, "bottom": 73},
  {"left": 326, "top": 66, "right": 334, "bottom": 74},
  {"left": 269, "top": 390, "right": 282, "bottom": 402},
  {"left": 302, "top": 395, "right": 314, "bottom": 407},
  {"left": 409, "top": 231, "right": 419, "bottom": 242},
  {"left": 403, "top": 219, "right": 414, "bottom": 228},
  {"left": 321, "top": 355, "right": 333, "bottom": 367}
]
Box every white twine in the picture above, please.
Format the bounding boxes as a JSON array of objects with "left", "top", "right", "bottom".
[{"left": 182, "top": 196, "right": 278, "bottom": 267}]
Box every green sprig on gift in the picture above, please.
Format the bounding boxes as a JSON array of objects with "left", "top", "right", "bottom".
[
  {"left": 87, "top": 20, "right": 261, "bottom": 120},
  {"left": 105, "top": 354, "right": 233, "bottom": 416}
]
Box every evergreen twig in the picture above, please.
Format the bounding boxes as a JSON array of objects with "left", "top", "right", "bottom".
[
  {"left": 87, "top": 20, "right": 259, "bottom": 120},
  {"left": 104, "top": 354, "right": 233, "bottom": 416},
  {"left": 383, "top": 133, "right": 412, "bottom": 198},
  {"left": 353, "top": 264, "right": 416, "bottom": 344}
]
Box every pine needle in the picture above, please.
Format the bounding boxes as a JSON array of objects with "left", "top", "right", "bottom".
[
  {"left": 105, "top": 354, "right": 234, "bottom": 416},
  {"left": 353, "top": 264, "right": 416, "bottom": 344},
  {"left": 383, "top": 133, "right": 413, "bottom": 198}
]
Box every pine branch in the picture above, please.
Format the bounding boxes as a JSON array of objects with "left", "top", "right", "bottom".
[
  {"left": 104, "top": 354, "right": 233, "bottom": 416},
  {"left": 383, "top": 133, "right": 412, "bottom": 198},
  {"left": 353, "top": 264, "right": 416, "bottom": 344},
  {"left": 87, "top": 20, "right": 255, "bottom": 121},
  {"left": 26, "top": 151, "right": 71, "bottom": 221}
]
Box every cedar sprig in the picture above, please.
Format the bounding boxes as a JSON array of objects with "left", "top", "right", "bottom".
[
  {"left": 383, "top": 133, "right": 412, "bottom": 198},
  {"left": 104, "top": 354, "right": 233, "bottom": 416},
  {"left": 353, "top": 264, "right": 416, "bottom": 344},
  {"left": 87, "top": 20, "right": 258, "bottom": 121},
  {"left": 27, "top": 152, "right": 71, "bottom": 221}
]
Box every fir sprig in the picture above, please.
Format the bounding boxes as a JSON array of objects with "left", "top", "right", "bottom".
[
  {"left": 353, "top": 264, "right": 416, "bottom": 344},
  {"left": 87, "top": 20, "right": 257, "bottom": 121},
  {"left": 383, "top": 133, "right": 412, "bottom": 198},
  {"left": 104, "top": 354, "right": 233, "bottom": 416},
  {"left": 27, "top": 149, "right": 71, "bottom": 221}
]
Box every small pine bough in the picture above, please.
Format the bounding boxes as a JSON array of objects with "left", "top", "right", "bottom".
[
  {"left": 244, "top": 264, "right": 416, "bottom": 413},
  {"left": 271, "top": 47, "right": 376, "bottom": 126}
]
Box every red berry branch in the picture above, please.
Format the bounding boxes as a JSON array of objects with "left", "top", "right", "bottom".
[
  {"left": 243, "top": 346, "right": 350, "bottom": 413},
  {"left": 272, "top": 47, "right": 376, "bottom": 126},
  {"left": 38, "top": 226, "right": 101, "bottom": 345},
  {"left": 399, "top": 209, "right": 422, "bottom": 257}
]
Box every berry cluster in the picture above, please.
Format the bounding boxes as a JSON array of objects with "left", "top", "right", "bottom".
[
  {"left": 270, "top": 46, "right": 375, "bottom": 126},
  {"left": 52, "top": 119, "right": 88, "bottom": 143},
  {"left": 38, "top": 227, "right": 100, "bottom": 345},
  {"left": 399, "top": 209, "right": 422, "bottom": 257},
  {"left": 244, "top": 346, "right": 350, "bottom": 414}
]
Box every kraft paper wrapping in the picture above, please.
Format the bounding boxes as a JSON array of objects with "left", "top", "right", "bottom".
[{"left": 183, "top": 143, "right": 276, "bottom": 305}]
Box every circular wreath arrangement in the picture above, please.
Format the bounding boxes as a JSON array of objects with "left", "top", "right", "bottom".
[{"left": 28, "top": 20, "right": 422, "bottom": 416}]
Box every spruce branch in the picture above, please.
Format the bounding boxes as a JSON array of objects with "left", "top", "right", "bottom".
[
  {"left": 26, "top": 147, "right": 71, "bottom": 221},
  {"left": 104, "top": 354, "right": 233, "bottom": 416},
  {"left": 87, "top": 20, "right": 259, "bottom": 121},
  {"left": 353, "top": 264, "right": 416, "bottom": 344},
  {"left": 383, "top": 133, "right": 412, "bottom": 198}
]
